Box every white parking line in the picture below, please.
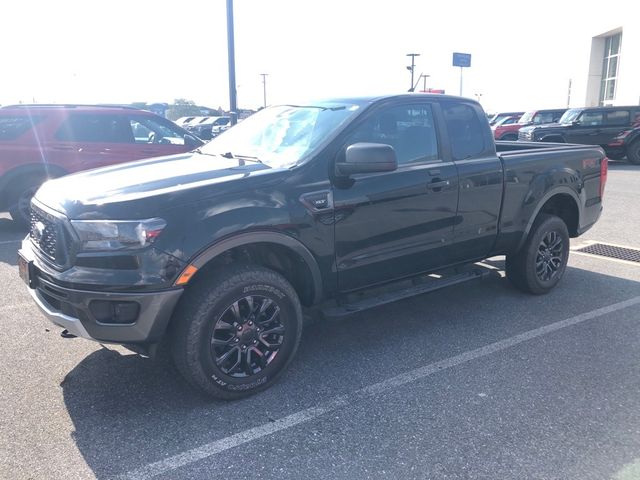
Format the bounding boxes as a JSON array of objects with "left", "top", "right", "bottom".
[
  {"left": 0, "top": 239, "right": 21, "bottom": 245},
  {"left": 119, "top": 295, "right": 640, "bottom": 480}
]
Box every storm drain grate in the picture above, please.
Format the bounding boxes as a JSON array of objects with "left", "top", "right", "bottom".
[{"left": 575, "top": 243, "right": 640, "bottom": 263}]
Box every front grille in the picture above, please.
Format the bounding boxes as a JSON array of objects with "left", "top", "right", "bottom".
[
  {"left": 29, "top": 203, "right": 72, "bottom": 267},
  {"left": 575, "top": 243, "right": 640, "bottom": 263},
  {"left": 518, "top": 131, "right": 531, "bottom": 141},
  {"left": 30, "top": 206, "right": 58, "bottom": 259}
]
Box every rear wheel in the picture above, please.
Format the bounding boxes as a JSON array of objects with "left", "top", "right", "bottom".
[
  {"left": 170, "top": 264, "right": 303, "bottom": 399},
  {"left": 505, "top": 214, "right": 570, "bottom": 294},
  {"left": 626, "top": 140, "right": 640, "bottom": 165}
]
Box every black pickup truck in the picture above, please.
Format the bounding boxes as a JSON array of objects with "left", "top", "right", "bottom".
[{"left": 18, "top": 94, "right": 607, "bottom": 399}]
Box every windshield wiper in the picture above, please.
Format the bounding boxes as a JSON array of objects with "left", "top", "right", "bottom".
[
  {"left": 220, "top": 152, "right": 264, "bottom": 164},
  {"left": 193, "top": 147, "right": 217, "bottom": 157}
]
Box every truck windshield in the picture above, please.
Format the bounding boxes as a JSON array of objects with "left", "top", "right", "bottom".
[
  {"left": 201, "top": 104, "right": 360, "bottom": 168},
  {"left": 559, "top": 109, "right": 582, "bottom": 125},
  {"left": 518, "top": 111, "right": 535, "bottom": 124}
]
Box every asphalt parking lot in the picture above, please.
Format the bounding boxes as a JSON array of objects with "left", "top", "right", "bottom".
[{"left": 0, "top": 163, "right": 639, "bottom": 480}]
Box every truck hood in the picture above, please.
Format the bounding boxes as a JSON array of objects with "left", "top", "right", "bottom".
[{"left": 35, "top": 151, "right": 277, "bottom": 219}]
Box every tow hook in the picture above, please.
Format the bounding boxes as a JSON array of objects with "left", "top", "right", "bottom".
[{"left": 60, "top": 329, "right": 77, "bottom": 339}]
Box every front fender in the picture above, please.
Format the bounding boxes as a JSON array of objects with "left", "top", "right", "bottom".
[{"left": 189, "top": 230, "right": 324, "bottom": 304}]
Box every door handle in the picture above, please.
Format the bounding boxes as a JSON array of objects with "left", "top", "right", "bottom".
[
  {"left": 51, "top": 145, "right": 77, "bottom": 151},
  {"left": 427, "top": 179, "right": 450, "bottom": 192}
]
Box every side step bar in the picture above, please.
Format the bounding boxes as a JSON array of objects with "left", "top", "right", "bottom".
[{"left": 322, "top": 268, "right": 490, "bottom": 318}]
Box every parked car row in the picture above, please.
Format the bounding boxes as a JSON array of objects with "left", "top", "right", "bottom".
[
  {"left": 492, "top": 109, "right": 567, "bottom": 141},
  {"left": 489, "top": 104, "right": 640, "bottom": 164},
  {"left": 175, "top": 115, "right": 232, "bottom": 140},
  {"left": 0, "top": 104, "right": 203, "bottom": 225},
  {"left": 518, "top": 105, "right": 640, "bottom": 164}
]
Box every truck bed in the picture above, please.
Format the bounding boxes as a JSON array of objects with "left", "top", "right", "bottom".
[{"left": 491, "top": 140, "right": 606, "bottom": 255}]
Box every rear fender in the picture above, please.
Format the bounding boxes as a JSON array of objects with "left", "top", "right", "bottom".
[{"left": 515, "top": 186, "right": 581, "bottom": 252}]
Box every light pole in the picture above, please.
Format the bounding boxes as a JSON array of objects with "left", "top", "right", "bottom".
[
  {"left": 420, "top": 74, "right": 431, "bottom": 92},
  {"left": 406, "top": 53, "right": 420, "bottom": 92},
  {"left": 260, "top": 73, "right": 269, "bottom": 108},
  {"left": 226, "top": 0, "right": 238, "bottom": 126}
]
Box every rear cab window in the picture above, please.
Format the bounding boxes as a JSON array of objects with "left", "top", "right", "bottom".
[
  {"left": 441, "top": 102, "right": 486, "bottom": 160},
  {"left": 0, "top": 114, "right": 44, "bottom": 140}
]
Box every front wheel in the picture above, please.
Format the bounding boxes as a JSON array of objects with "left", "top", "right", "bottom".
[
  {"left": 505, "top": 214, "right": 570, "bottom": 294},
  {"left": 8, "top": 177, "right": 44, "bottom": 227},
  {"left": 170, "top": 264, "right": 303, "bottom": 399}
]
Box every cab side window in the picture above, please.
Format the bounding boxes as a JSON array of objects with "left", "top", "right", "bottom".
[
  {"left": 55, "top": 114, "right": 133, "bottom": 143},
  {"left": 442, "top": 102, "right": 485, "bottom": 160},
  {"left": 604, "top": 110, "right": 630, "bottom": 126},
  {"left": 578, "top": 112, "right": 604, "bottom": 126},
  {"left": 346, "top": 104, "right": 439, "bottom": 165},
  {"left": 129, "top": 116, "right": 186, "bottom": 145},
  {"left": 534, "top": 112, "right": 556, "bottom": 124}
]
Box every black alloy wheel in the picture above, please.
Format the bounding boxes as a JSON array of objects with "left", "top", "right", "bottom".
[
  {"left": 505, "top": 213, "right": 570, "bottom": 295},
  {"left": 535, "top": 231, "right": 564, "bottom": 282},
  {"left": 170, "top": 264, "right": 303, "bottom": 399},
  {"left": 211, "top": 295, "right": 285, "bottom": 378}
]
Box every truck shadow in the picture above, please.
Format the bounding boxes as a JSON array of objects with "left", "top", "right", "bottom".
[
  {"left": 61, "top": 263, "right": 640, "bottom": 479},
  {"left": 608, "top": 161, "right": 639, "bottom": 172},
  {"left": 0, "top": 217, "right": 25, "bottom": 267}
]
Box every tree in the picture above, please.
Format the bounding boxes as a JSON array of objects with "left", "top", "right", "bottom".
[{"left": 165, "top": 99, "right": 203, "bottom": 121}]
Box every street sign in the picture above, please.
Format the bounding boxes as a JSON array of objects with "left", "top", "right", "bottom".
[{"left": 452, "top": 52, "right": 472, "bottom": 68}]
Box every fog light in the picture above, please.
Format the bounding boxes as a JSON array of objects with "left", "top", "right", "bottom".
[{"left": 89, "top": 300, "right": 140, "bottom": 324}]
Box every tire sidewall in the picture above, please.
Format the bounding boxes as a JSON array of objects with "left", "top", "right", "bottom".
[
  {"left": 9, "top": 177, "right": 44, "bottom": 226},
  {"left": 195, "top": 278, "right": 302, "bottom": 396},
  {"left": 524, "top": 216, "right": 570, "bottom": 293},
  {"left": 627, "top": 140, "right": 640, "bottom": 164}
]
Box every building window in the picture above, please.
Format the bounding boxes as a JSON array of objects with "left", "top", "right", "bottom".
[{"left": 599, "top": 33, "right": 622, "bottom": 105}]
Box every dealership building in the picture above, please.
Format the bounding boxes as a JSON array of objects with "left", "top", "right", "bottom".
[{"left": 570, "top": 20, "right": 640, "bottom": 107}]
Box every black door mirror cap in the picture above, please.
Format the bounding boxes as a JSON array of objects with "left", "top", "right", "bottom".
[{"left": 336, "top": 142, "right": 398, "bottom": 176}]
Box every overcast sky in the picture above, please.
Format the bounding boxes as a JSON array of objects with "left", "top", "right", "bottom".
[{"left": 0, "top": 0, "right": 627, "bottom": 113}]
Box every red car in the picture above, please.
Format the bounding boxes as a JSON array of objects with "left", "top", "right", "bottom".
[
  {"left": 0, "top": 105, "right": 202, "bottom": 225},
  {"left": 493, "top": 108, "right": 566, "bottom": 141}
]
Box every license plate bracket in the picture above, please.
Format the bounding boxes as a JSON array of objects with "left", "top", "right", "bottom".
[{"left": 18, "top": 253, "right": 37, "bottom": 289}]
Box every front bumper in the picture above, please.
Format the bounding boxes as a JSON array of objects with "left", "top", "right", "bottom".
[{"left": 20, "top": 242, "right": 184, "bottom": 344}]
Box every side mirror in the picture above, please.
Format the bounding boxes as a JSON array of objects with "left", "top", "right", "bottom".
[
  {"left": 336, "top": 143, "right": 398, "bottom": 176},
  {"left": 185, "top": 133, "right": 204, "bottom": 148},
  {"left": 571, "top": 120, "right": 581, "bottom": 126}
]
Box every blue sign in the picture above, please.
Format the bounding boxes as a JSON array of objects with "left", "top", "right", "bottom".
[{"left": 452, "top": 52, "right": 472, "bottom": 68}]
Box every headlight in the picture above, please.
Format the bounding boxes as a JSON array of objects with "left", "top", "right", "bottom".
[{"left": 71, "top": 218, "right": 166, "bottom": 251}]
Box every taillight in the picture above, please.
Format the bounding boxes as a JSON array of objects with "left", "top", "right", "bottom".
[{"left": 600, "top": 157, "right": 608, "bottom": 199}]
